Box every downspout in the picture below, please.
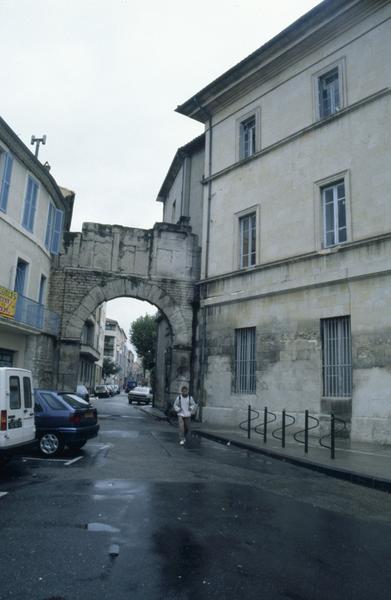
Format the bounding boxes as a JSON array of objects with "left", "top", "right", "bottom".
[
  {"left": 193, "top": 96, "right": 213, "bottom": 279},
  {"left": 193, "top": 96, "right": 213, "bottom": 420}
]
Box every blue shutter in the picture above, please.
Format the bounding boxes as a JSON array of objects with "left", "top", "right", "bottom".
[
  {"left": 0, "top": 153, "right": 13, "bottom": 212},
  {"left": 45, "top": 203, "right": 55, "bottom": 249},
  {"left": 22, "top": 177, "right": 38, "bottom": 231},
  {"left": 50, "top": 208, "right": 63, "bottom": 255}
]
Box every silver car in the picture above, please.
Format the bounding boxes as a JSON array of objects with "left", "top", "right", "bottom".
[{"left": 128, "top": 386, "right": 153, "bottom": 405}]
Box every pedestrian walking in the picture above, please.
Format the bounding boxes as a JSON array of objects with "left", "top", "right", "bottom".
[{"left": 173, "top": 386, "right": 197, "bottom": 445}]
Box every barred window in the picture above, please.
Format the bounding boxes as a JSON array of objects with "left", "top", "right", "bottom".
[
  {"left": 321, "top": 316, "right": 352, "bottom": 397},
  {"left": 234, "top": 327, "right": 256, "bottom": 394}
]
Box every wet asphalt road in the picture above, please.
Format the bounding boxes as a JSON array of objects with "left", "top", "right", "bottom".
[{"left": 0, "top": 394, "right": 391, "bottom": 600}]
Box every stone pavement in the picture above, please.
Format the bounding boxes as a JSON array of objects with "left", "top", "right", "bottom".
[{"left": 140, "top": 405, "right": 391, "bottom": 493}]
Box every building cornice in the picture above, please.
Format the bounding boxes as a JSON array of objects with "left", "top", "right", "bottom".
[
  {"left": 0, "top": 116, "right": 70, "bottom": 215},
  {"left": 176, "top": 0, "right": 389, "bottom": 122},
  {"left": 198, "top": 232, "right": 391, "bottom": 308},
  {"left": 200, "top": 87, "right": 390, "bottom": 184}
]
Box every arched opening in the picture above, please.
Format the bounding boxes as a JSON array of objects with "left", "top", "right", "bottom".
[{"left": 56, "top": 276, "right": 193, "bottom": 410}]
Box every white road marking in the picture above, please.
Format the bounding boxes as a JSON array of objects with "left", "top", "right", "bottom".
[
  {"left": 64, "top": 456, "right": 84, "bottom": 466},
  {"left": 22, "top": 457, "right": 67, "bottom": 462},
  {"left": 0, "top": 492, "right": 8, "bottom": 499}
]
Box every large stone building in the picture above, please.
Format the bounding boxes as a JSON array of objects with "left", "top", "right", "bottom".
[
  {"left": 0, "top": 116, "right": 74, "bottom": 387},
  {"left": 161, "top": 0, "right": 391, "bottom": 443}
]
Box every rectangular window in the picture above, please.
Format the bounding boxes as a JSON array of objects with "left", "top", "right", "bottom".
[
  {"left": 321, "top": 316, "right": 352, "bottom": 397},
  {"left": 22, "top": 176, "right": 39, "bottom": 232},
  {"left": 322, "top": 180, "right": 346, "bottom": 247},
  {"left": 318, "top": 67, "right": 340, "bottom": 118},
  {"left": 0, "top": 151, "right": 13, "bottom": 212},
  {"left": 23, "top": 377, "right": 32, "bottom": 409},
  {"left": 9, "top": 376, "right": 21, "bottom": 410},
  {"left": 38, "top": 275, "right": 47, "bottom": 305},
  {"left": 234, "top": 327, "right": 256, "bottom": 394},
  {"left": 45, "top": 203, "right": 63, "bottom": 254},
  {"left": 14, "top": 258, "right": 28, "bottom": 295},
  {"left": 240, "top": 116, "right": 256, "bottom": 159},
  {"left": 240, "top": 212, "right": 256, "bottom": 268}
]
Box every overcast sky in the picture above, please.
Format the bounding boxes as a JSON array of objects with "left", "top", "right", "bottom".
[{"left": 1, "top": 0, "right": 320, "bottom": 339}]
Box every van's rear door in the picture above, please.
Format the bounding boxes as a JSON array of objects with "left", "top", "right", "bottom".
[{"left": 3, "top": 370, "right": 35, "bottom": 447}]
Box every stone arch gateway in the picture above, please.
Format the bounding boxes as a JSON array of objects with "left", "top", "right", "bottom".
[{"left": 49, "top": 221, "right": 200, "bottom": 401}]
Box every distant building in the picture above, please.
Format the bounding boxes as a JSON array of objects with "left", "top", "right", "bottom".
[
  {"left": 79, "top": 303, "right": 106, "bottom": 392},
  {"left": 0, "top": 115, "right": 73, "bottom": 387},
  {"left": 104, "top": 318, "right": 129, "bottom": 386}
]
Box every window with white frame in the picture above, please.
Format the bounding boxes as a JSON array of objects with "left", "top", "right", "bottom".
[
  {"left": 0, "top": 150, "right": 13, "bottom": 213},
  {"left": 22, "top": 176, "right": 39, "bottom": 232},
  {"left": 240, "top": 115, "right": 256, "bottom": 159},
  {"left": 318, "top": 67, "right": 341, "bottom": 118},
  {"left": 234, "top": 327, "right": 256, "bottom": 394},
  {"left": 239, "top": 212, "right": 256, "bottom": 268},
  {"left": 321, "top": 316, "right": 352, "bottom": 397},
  {"left": 45, "top": 202, "right": 64, "bottom": 254},
  {"left": 322, "top": 180, "right": 346, "bottom": 247}
]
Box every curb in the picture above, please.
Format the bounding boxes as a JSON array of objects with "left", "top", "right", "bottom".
[{"left": 194, "top": 430, "right": 391, "bottom": 494}]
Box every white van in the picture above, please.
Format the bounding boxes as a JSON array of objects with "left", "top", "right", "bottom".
[{"left": 0, "top": 368, "right": 36, "bottom": 460}]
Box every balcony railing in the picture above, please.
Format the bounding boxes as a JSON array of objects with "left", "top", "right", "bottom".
[{"left": 7, "top": 293, "right": 60, "bottom": 336}]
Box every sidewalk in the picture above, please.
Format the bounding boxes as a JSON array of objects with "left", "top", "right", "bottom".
[{"left": 140, "top": 405, "right": 391, "bottom": 493}]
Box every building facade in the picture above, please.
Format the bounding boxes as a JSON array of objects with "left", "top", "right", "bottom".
[
  {"left": 104, "top": 318, "right": 129, "bottom": 387},
  {"left": 170, "top": 0, "right": 391, "bottom": 442},
  {"left": 79, "top": 303, "right": 106, "bottom": 392},
  {"left": 0, "top": 116, "right": 73, "bottom": 387}
]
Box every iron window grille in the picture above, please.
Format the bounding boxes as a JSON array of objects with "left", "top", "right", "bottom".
[
  {"left": 234, "top": 327, "right": 256, "bottom": 394},
  {"left": 321, "top": 316, "right": 352, "bottom": 397}
]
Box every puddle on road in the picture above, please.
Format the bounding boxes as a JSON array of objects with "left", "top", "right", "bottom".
[
  {"left": 99, "top": 430, "right": 139, "bottom": 439},
  {"left": 80, "top": 522, "right": 120, "bottom": 533}
]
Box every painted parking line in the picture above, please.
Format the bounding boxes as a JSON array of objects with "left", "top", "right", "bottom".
[
  {"left": 64, "top": 456, "right": 84, "bottom": 467},
  {"left": 22, "top": 457, "right": 68, "bottom": 462},
  {"left": 0, "top": 492, "right": 8, "bottom": 499}
]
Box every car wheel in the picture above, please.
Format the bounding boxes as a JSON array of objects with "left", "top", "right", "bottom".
[
  {"left": 39, "top": 432, "right": 64, "bottom": 457},
  {"left": 67, "top": 440, "right": 87, "bottom": 450}
]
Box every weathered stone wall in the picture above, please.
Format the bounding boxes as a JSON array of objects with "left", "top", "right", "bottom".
[
  {"left": 45, "top": 221, "right": 200, "bottom": 398},
  {"left": 200, "top": 237, "right": 391, "bottom": 443}
]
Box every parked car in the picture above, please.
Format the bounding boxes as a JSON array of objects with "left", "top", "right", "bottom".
[
  {"left": 95, "top": 384, "right": 110, "bottom": 398},
  {"left": 128, "top": 386, "right": 153, "bottom": 405},
  {"left": 34, "top": 390, "right": 99, "bottom": 456},
  {"left": 0, "top": 368, "right": 36, "bottom": 464},
  {"left": 75, "top": 384, "right": 89, "bottom": 402},
  {"left": 106, "top": 384, "right": 115, "bottom": 396}
]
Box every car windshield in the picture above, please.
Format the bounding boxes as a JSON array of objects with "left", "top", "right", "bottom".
[{"left": 61, "top": 394, "right": 90, "bottom": 409}]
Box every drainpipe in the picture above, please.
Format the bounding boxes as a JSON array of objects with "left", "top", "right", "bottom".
[
  {"left": 193, "top": 96, "right": 213, "bottom": 416},
  {"left": 193, "top": 96, "right": 213, "bottom": 279}
]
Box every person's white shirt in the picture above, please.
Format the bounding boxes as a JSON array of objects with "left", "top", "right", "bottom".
[{"left": 174, "top": 394, "right": 196, "bottom": 417}]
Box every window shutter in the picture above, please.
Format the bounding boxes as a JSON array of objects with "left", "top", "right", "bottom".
[
  {"left": 0, "top": 153, "right": 13, "bottom": 212},
  {"left": 45, "top": 203, "right": 55, "bottom": 249},
  {"left": 22, "top": 177, "right": 38, "bottom": 231},
  {"left": 50, "top": 208, "right": 63, "bottom": 254}
]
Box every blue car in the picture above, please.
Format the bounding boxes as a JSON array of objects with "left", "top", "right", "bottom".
[{"left": 34, "top": 390, "right": 100, "bottom": 456}]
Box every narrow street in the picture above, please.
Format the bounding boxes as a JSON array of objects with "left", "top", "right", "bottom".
[{"left": 1, "top": 393, "right": 391, "bottom": 600}]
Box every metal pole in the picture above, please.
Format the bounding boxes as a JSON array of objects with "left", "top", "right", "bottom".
[
  {"left": 247, "top": 405, "right": 251, "bottom": 440},
  {"left": 331, "top": 414, "right": 335, "bottom": 459},
  {"left": 282, "top": 409, "right": 286, "bottom": 448},
  {"left": 304, "top": 410, "right": 309, "bottom": 454},
  {"left": 264, "top": 406, "right": 268, "bottom": 444}
]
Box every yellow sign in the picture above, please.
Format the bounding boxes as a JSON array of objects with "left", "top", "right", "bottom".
[{"left": 0, "top": 286, "right": 17, "bottom": 319}]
